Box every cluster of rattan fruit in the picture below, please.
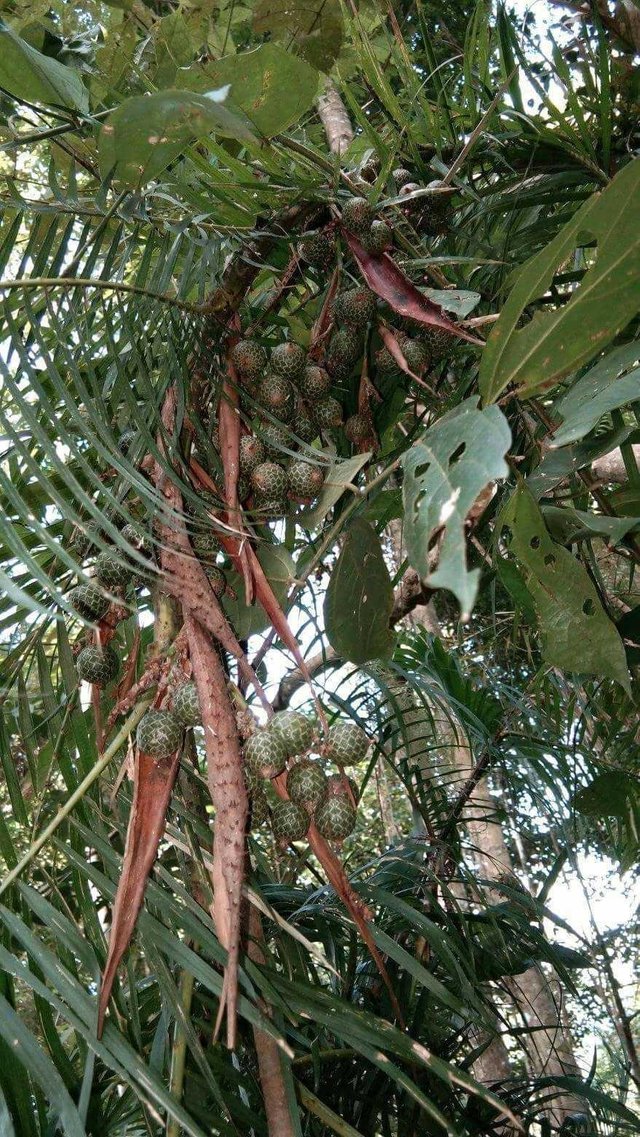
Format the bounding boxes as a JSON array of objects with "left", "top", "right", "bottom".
[{"left": 244, "top": 710, "right": 369, "bottom": 845}]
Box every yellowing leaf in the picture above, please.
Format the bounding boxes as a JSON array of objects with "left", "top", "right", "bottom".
[{"left": 480, "top": 160, "right": 640, "bottom": 402}]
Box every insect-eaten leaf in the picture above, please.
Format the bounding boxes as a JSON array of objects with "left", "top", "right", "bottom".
[
  {"left": 175, "top": 43, "right": 320, "bottom": 138},
  {"left": 325, "top": 519, "right": 395, "bottom": 665},
  {"left": 402, "top": 399, "right": 511, "bottom": 619},
  {"left": 480, "top": 160, "right": 640, "bottom": 402},
  {"left": 99, "top": 89, "right": 255, "bottom": 187},
  {"left": 550, "top": 343, "right": 640, "bottom": 448},
  {"left": 500, "top": 484, "right": 630, "bottom": 690},
  {"left": 574, "top": 771, "right": 639, "bottom": 819},
  {"left": 0, "top": 20, "right": 89, "bottom": 112},
  {"left": 252, "top": 0, "right": 343, "bottom": 73}
]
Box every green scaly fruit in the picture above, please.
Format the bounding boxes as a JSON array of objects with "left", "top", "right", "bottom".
[
  {"left": 326, "top": 773, "right": 359, "bottom": 802},
  {"left": 206, "top": 565, "right": 226, "bottom": 598},
  {"left": 271, "top": 342, "right": 306, "bottom": 381},
  {"left": 256, "top": 375, "right": 295, "bottom": 422},
  {"left": 173, "top": 681, "right": 201, "bottom": 727},
  {"left": 239, "top": 434, "right": 266, "bottom": 475},
  {"left": 325, "top": 721, "right": 369, "bottom": 766},
  {"left": 122, "top": 524, "right": 153, "bottom": 557},
  {"left": 70, "top": 525, "right": 98, "bottom": 560},
  {"left": 398, "top": 335, "right": 429, "bottom": 375},
  {"left": 410, "top": 324, "right": 451, "bottom": 362},
  {"left": 333, "top": 289, "right": 376, "bottom": 328},
  {"left": 286, "top": 760, "right": 327, "bottom": 812},
  {"left": 344, "top": 414, "right": 372, "bottom": 446},
  {"left": 192, "top": 529, "right": 220, "bottom": 566},
  {"left": 362, "top": 220, "right": 391, "bottom": 255},
  {"left": 271, "top": 710, "right": 316, "bottom": 757},
  {"left": 296, "top": 416, "right": 317, "bottom": 444},
  {"left": 392, "top": 167, "right": 413, "bottom": 188},
  {"left": 244, "top": 729, "right": 287, "bottom": 779},
  {"left": 95, "top": 550, "right": 134, "bottom": 589},
  {"left": 298, "top": 365, "right": 331, "bottom": 401},
  {"left": 76, "top": 644, "right": 119, "bottom": 686},
  {"left": 68, "top": 583, "right": 110, "bottom": 622},
  {"left": 417, "top": 181, "right": 454, "bottom": 235},
  {"left": 136, "top": 709, "right": 183, "bottom": 758},
  {"left": 250, "top": 788, "right": 270, "bottom": 828},
  {"left": 341, "top": 196, "right": 373, "bottom": 232},
  {"left": 315, "top": 796, "right": 357, "bottom": 841},
  {"left": 251, "top": 461, "right": 287, "bottom": 500},
  {"left": 272, "top": 799, "right": 310, "bottom": 842},
  {"left": 257, "top": 421, "right": 293, "bottom": 459},
  {"left": 374, "top": 345, "right": 399, "bottom": 375},
  {"left": 287, "top": 461, "right": 325, "bottom": 502},
  {"left": 254, "top": 498, "right": 287, "bottom": 520},
  {"left": 326, "top": 327, "right": 363, "bottom": 379},
  {"left": 231, "top": 339, "right": 268, "bottom": 382},
  {"left": 310, "top": 397, "right": 343, "bottom": 430},
  {"left": 298, "top": 231, "right": 335, "bottom": 269}
]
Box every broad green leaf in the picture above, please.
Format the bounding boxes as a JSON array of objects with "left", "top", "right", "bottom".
[
  {"left": 501, "top": 484, "right": 630, "bottom": 689},
  {"left": 525, "top": 424, "right": 635, "bottom": 499},
  {"left": 99, "top": 90, "right": 256, "bottom": 187},
  {"left": 300, "top": 452, "right": 370, "bottom": 528},
  {"left": 223, "top": 543, "right": 295, "bottom": 638},
  {"left": 574, "top": 771, "right": 640, "bottom": 818},
  {"left": 176, "top": 44, "right": 320, "bottom": 137},
  {"left": 324, "top": 519, "right": 395, "bottom": 665},
  {"left": 402, "top": 400, "right": 511, "bottom": 618},
  {"left": 550, "top": 343, "right": 640, "bottom": 447},
  {"left": 543, "top": 504, "right": 640, "bottom": 545},
  {"left": 480, "top": 160, "right": 640, "bottom": 402},
  {"left": 424, "top": 288, "right": 481, "bottom": 317},
  {"left": 252, "top": 0, "right": 343, "bottom": 72},
  {"left": 0, "top": 21, "right": 89, "bottom": 112}
]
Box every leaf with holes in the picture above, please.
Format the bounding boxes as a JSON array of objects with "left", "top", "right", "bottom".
[
  {"left": 99, "top": 90, "right": 255, "bottom": 187},
  {"left": 324, "top": 520, "right": 395, "bottom": 664},
  {"left": 402, "top": 399, "right": 511, "bottom": 618},
  {"left": 501, "top": 484, "right": 630, "bottom": 689},
  {"left": 0, "top": 21, "right": 89, "bottom": 112},
  {"left": 550, "top": 343, "right": 640, "bottom": 447},
  {"left": 480, "top": 160, "right": 640, "bottom": 402}
]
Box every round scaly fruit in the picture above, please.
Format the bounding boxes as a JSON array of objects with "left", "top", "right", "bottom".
[
  {"left": 333, "top": 289, "right": 376, "bottom": 329},
  {"left": 272, "top": 799, "right": 310, "bottom": 843},
  {"left": 315, "top": 796, "right": 357, "bottom": 842},
  {"left": 410, "top": 324, "right": 451, "bottom": 362},
  {"left": 310, "top": 396, "right": 343, "bottom": 431},
  {"left": 231, "top": 339, "right": 267, "bottom": 383},
  {"left": 345, "top": 414, "right": 372, "bottom": 446},
  {"left": 299, "top": 231, "right": 335, "bottom": 270},
  {"left": 362, "top": 220, "right": 391, "bottom": 255},
  {"left": 257, "top": 420, "right": 292, "bottom": 459},
  {"left": 296, "top": 416, "right": 317, "bottom": 444},
  {"left": 341, "top": 196, "right": 373, "bottom": 233},
  {"left": 70, "top": 525, "right": 98, "bottom": 560},
  {"left": 374, "top": 344, "right": 399, "bottom": 375},
  {"left": 239, "top": 434, "right": 266, "bottom": 475},
  {"left": 136, "top": 709, "right": 183, "bottom": 759},
  {"left": 271, "top": 342, "right": 306, "bottom": 382},
  {"left": 192, "top": 528, "right": 220, "bottom": 566},
  {"left": 392, "top": 167, "right": 413, "bottom": 189},
  {"left": 122, "top": 524, "right": 152, "bottom": 557},
  {"left": 244, "top": 729, "right": 287, "bottom": 779},
  {"left": 418, "top": 180, "right": 454, "bottom": 236},
  {"left": 95, "top": 550, "right": 134, "bottom": 590},
  {"left": 76, "top": 644, "right": 119, "bottom": 686},
  {"left": 298, "top": 364, "right": 331, "bottom": 401},
  {"left": 325, "top": 721, "right": 369, "bottom": 766},
  {"left": 286, "top": 760, "right": 327, "bottom": 812},
  {"left": 250, "top": 787, "right": 270, "bottom": 828},
  {"left": 256, "top": 375, "right": 295, "bottom": 422},
  {"left": 326, "top": 327, "right": 363, "bottom": 379},
  {"left": 68, "top": 583, "right": 110, "bottom": 622},
  {"left": 326, "top": 772, "right": 359, "bottom": 803},
  {"left": 206, "top": 565, "right": 226, "bottom": 598},
  {"left": 271, "top": 710, "right": 316, "bottom": 758},
  {"left": 173, "top": 681, "right": 201, "bottom": 727},
  {"left": 251, "top": 461, "right": 287, "bottom": 501},
  {"left": 287, "top": 460, "right": 325, "bottom": 503},
  {"left": 398, "top": 335, "right": 429, "bottom": 375}
]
